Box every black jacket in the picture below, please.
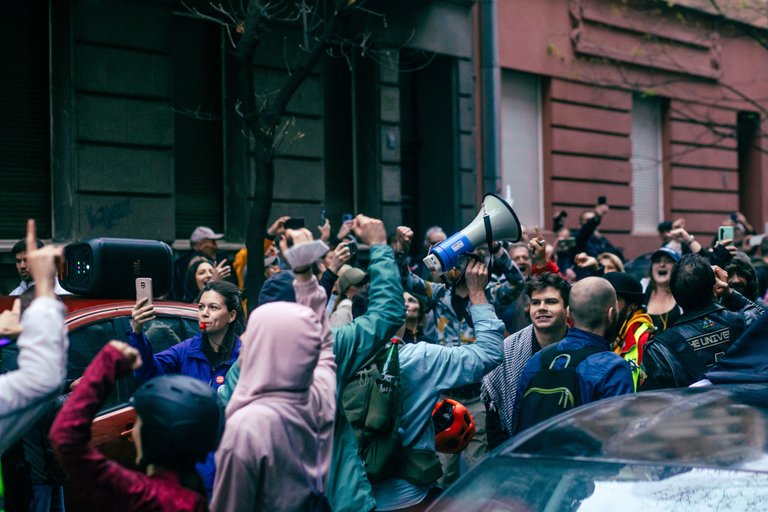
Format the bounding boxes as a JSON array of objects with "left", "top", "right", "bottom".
[
  {"left": 641, "top": 291, "right": 764, "bottom": 390},
  {"left": 704, "top": 311, "right": 768, "bottom": 383},
  {"left": 574, "top": 215, "right": 624, "bottom": 261}
]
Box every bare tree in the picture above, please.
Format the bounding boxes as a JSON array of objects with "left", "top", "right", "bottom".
[{"left": 185, "top": 0, "right": 381, "bottom": 310}]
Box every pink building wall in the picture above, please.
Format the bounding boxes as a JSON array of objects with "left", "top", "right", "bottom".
[{"left": 494, "top": 0, "right": 768, "bottom": 257}]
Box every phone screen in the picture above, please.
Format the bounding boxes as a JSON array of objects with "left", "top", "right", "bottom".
[{"left": 718, "top": 226, "right": 735, "bottom": 242}]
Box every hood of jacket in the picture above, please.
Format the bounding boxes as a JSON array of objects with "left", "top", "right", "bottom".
[{"left": 226, "top": 301, "right": 323, "bottom": 418}]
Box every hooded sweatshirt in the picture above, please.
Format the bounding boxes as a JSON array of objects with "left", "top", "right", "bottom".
[
  {"left": 217, "top": 245, "right": 406, "bottom": 512},
  {"left": 211, "top": 280, "right": 336, "bottom": 512}
]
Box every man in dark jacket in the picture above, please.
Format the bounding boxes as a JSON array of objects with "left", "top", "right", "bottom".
[
  {"left": 574, "top": 203, "right": 624, "bottom": 262},
  {"left": 641, "top": 254, "right": 764, "bottom": 390}
]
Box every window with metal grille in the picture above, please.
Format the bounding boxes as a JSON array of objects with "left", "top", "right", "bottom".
[
  {"left": 631, "top": 95, "right": 663, "bottom": 234},
  {"left": 173, "top": 15, "right": 224, "bottom": 240},
  {"left": 0, "top": 2, "right": 52, "bottom": 239},
  {"left": 501, "top": 70, "right": 543, "bottom": 228}
]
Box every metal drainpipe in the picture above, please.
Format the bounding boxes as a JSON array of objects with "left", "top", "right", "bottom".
[
  {"left": 351, "top": 53, "right": 359, "bottom": 214},
  {"left": 479, "top": 0, "right": 500, "bottom": 195}
]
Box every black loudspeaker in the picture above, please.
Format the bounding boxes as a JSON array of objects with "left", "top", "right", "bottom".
[{"left": 61, "top": 238, "right": 174, "bottom": 298}]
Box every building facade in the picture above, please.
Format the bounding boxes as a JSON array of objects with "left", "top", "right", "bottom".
[
  {"left": 495, "top": 0, "right": 768, "bottom": 256},
  {"left": 0, "top": 0, "right": 478, "bottom": 292}
]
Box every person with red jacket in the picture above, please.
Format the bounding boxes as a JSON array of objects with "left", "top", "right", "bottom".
[{"left": 50, "top": 341, "right": 223, "bottom": 511}]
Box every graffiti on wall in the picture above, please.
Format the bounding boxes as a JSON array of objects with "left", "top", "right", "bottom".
[{"left": 86, "top": 198, "right": 133, "bottom": 230}]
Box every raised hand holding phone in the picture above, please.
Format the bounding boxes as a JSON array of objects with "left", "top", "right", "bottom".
[{"left": 131, "top": 296, "right": 155, "bottom": 334}]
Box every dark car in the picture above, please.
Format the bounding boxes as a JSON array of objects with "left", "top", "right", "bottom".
[{"left": 429, "top": 385, "right": 768, "bottom": 511}]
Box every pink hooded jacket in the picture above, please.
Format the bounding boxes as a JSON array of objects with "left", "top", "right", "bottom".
[{"left": 211, "top": 277, "right": 336, "bottom": 512}]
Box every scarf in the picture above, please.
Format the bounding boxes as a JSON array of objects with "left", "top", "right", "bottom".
[{"left": 480, "top": 324, "right": 535, "bottom": 435}]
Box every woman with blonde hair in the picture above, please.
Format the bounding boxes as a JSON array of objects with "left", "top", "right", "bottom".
[{"left": 597, "top": 252, "right": 624, "bottom": 273}]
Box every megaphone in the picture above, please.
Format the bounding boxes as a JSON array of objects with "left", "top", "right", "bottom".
[{"left": 423, "top": 193, "right": 521, "bottom": 274}]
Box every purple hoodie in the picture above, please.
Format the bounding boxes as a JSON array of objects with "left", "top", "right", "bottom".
[{"left": 211, "top": 277, "right": 336, "bottom": 512}]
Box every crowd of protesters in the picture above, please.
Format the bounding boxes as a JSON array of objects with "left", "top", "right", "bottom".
[{"left": 0, "top": 197, "right": 767, "bottom": 511}]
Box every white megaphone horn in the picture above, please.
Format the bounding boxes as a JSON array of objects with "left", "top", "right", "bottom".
[{"left": 423, "top": 193, "right": 522, "bottom": 274}]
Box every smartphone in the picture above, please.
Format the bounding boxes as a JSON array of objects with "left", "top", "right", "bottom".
[
  {"left": 346, "top": 239, "right": 358, "bottom": 260},
  {"left": 597, "top": 196, "right": 607, "bottom": 205},
  {"left": 321, "top": 208, "right": 326, "bottom": 226},
  {"left": 136, "top": 277, "right": 153, "bottom": 306},
  {"left": 341, "top": 213, "right": 353, "bottom": 223},
  {"left": 557, "top": 238, "right": 576, "bottom": 250},
  {"left": 284, "top": 217, "right": 305, "bottom": 230},
  {"left": 718, "top": 225, "right": 735, "bottom": 242}
]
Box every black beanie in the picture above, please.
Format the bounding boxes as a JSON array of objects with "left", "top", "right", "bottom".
[{"left": 258, "top": 270, "right": 296, "bottom": 306}]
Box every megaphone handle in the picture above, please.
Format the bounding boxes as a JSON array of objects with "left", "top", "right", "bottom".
[
  {"left": 483, "top": 213, "right": 495, "bottom": 282},
  {"left": 482, "top": 214, "right": 494, "bottom": 253}
]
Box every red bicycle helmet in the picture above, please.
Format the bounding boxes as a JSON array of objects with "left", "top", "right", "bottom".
[{"left": 432, "top": 398, "right": 476, "bottom": 453}]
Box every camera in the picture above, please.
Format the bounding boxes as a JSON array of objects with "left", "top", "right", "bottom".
[
  {"left": 346, "top": 239, "right": 358, "bottom": 259},
  {"left": 284, "top": 217, "right": 305, "bottom": 230},
  {"left": 557, "top": 238, "right": 576, "bottom": 251}
]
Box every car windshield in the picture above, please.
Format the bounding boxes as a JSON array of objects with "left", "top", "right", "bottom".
[
  {"left": 509, "top": 387, "right": 768, "bottom": 470},
  {"left": 435, "top": 456, "right": 768, "bottom": 512}
]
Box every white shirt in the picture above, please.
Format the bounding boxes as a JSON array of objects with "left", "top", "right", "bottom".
[
  {"left": 0, "top": 297, "right": 68, "bottom": 455},
  {"left": 9, "top": 278, "right": 71, "bottom": 296}
]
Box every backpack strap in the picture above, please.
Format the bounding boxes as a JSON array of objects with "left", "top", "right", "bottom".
[{"left": 539, "top": 344, "right": 605, "bottom": 371}]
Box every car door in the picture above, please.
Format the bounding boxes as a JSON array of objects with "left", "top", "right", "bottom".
[{"left": 65, "top": 305, "right": 199, "bottom": 511}]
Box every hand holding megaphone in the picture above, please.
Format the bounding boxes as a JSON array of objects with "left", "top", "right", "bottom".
[{"left": 465, "top": 259, "right": 490, "bottom": 305}]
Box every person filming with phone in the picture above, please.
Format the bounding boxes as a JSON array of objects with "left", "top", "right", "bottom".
[
  {"left": 574, "top": 196, "right": 624, "bottom": 262},
  {"left": 128, "top": 280, "right": 246, "bottom": 497}
]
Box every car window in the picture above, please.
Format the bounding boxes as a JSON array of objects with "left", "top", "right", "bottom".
[
  {"left": 435, "top": 457, "right": 768, "bottom": 512},
  {"left": 509, "top": 390, "right": 768, "bottom": 466},
  {"left": 67, "top": 311, "right": 197, "bottom": 414},
  {"left": 68, "top": 319, "right": 126, "bottom": 410},
  {"left": 68, "top": 320, "right": 119, "bottom": 381},
  {"left": 116, "top": 315, "right": 197, "bottom": 406},
  {"left": 144, "top": 316, "right": 191, "bottom": 352}
]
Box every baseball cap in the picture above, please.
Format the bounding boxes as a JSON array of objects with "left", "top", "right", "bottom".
[
  {"left": 339, "top": 267, "right": 369, "bottom": 294},
  {"left": 650, "top": 246, "right": 681, "bottom": 263},
  {"left": 190, "top": 226, "right": 224, "bottom": 243}
]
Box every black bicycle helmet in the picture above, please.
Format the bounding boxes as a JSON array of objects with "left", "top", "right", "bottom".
[{"left": 130, "top": 375, "right": 224, "bottom": 467}]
